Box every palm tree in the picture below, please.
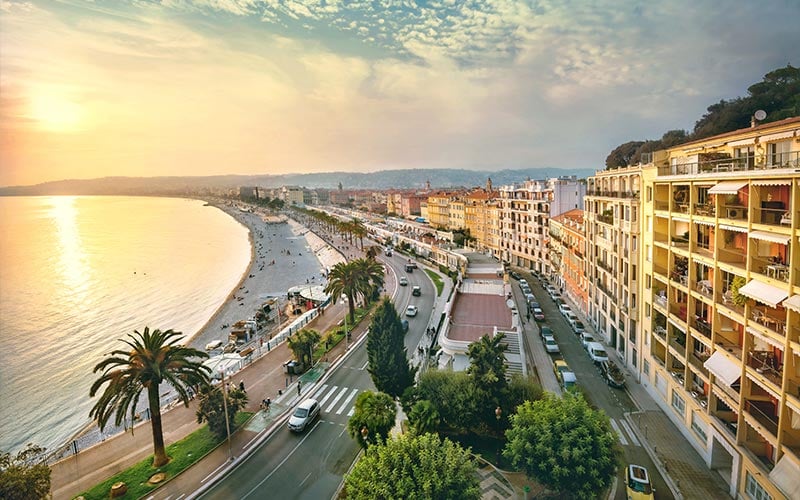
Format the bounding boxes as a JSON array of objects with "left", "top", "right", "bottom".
[
  {"left": 351, "top": 218, "right": 367, "bottom": 249},
  {"left": 90, "top": 327, "right": 211, "bottom": 467},
  {"left": 324, "top": 261, "right": 366, "bottom": 324},
  {"left": 467, "top": 332, "right": 508, "bottom": 393},
  {"left": 287, "top": 328, "right": 321, "bottom": 369},
  {"left": 354, "top": 258, "right": 385, "bottom": 304}
]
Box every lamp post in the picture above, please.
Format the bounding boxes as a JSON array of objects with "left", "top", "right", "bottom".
[
  {"left": 220, "top": 370, "right": 233, "bottom": 461},
  {"left": 495, "top": 406, "right": 502, "bottom": 465},
  {"left": 360, "top": 426, "right": 369, "bottom": 448}
]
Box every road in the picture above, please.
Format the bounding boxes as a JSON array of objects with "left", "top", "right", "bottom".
[
  {"left": 514, "top": 270, "right": 674, "bottom": 500},
  {"left": 200, "top": 251, "right": 436, "bottom": 499}
]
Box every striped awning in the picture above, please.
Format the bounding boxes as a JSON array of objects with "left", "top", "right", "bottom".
[
  {"left": 738, "top": 279, "right": 788, "bottom": 308},
  {"left": 749, "top": 230, "right": 791, "bottom": 245},
  {"left": 752, "top": 178, "right": 792, "bottom": 186},
  {"left": 694, "top": 219, "right": 716, "bottom": 227},
  {"left": 709, "top": 181, "right": 748, "bottom": 195},
  {"left": 746, "top": 327, "right": 784, "bottom": 350},
  {"left": 783, "top": 295, "right": 800, "bottom": 313},
  {"left": 727, "top": 138, "right": 755, "bottom": 147},
  {"left": 760, "top": 130, "right": 797, "bottom": 143},
  {"left": 704, "top": 351, "right": 741, "bottom": 387},
  {"left": 720, "top": 224, "right": 748, "bottom": 233}
]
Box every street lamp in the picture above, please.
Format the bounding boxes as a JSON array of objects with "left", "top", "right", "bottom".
[
  {"left": 360, "top": 426, "right": 369, "bottom": 447},
  {"left": 495, "top": 406, "right": 503, "bottom": 465},
  {"left": 220, "top": 370, "right": 233, "bottom": 461}
]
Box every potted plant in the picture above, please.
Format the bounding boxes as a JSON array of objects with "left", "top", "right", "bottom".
[{"left": 730, "top": 276, "right": 748, "bottom": 306}]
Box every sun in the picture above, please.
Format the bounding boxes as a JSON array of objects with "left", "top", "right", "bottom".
[{"left": 28, "top": 92, "right": 84, "bottom": 132}]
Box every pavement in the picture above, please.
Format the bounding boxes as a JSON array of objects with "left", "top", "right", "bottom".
[
  {"left": 51, "top": 218, "right": 521, "bottom": 500},
  {"left": 523, "top": 268, "right": 731, "bottom": 500}
]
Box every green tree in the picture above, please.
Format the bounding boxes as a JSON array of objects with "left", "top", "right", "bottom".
[
  {"left": 344, "top": 433, "right": 479, "bottom": 500},
  {"left": 195, "top": 384, "right": 248, "bottom": 440},
  {"left": 287, "top": 328, "right": 321, "bottom": 369},
  {"left": 505, "top": 373, "right": 544, "bottom": 414},
  {"left": 504, "top": 392, "right": 620, "bottom": 499},
  {"left": 366, "top": 298, "right": 416, "bottom": 398},
  {"left": 90, "top": 327, "right": 210, "bottom": 467},
  {"left": 347, "top": 391, "right": 397, "bottom": 448},
  {"left": 324, "top": 258, "right": 383, "bottom": 324},
  {"left": 605, "top": 140, "right": 644, "bottom": 169},
  {"left": 415, "top": 370, "right": 481, "bottom": 433},
  {"left": 0, "top": 444, "right": 50, "bottom": 500},
  {"left": 407, "top": 400, "right": 440, "bottom": 436}
]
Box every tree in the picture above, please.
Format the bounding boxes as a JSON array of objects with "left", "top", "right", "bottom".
[
  {"left": 505, "top": 373, "right": 544, "bottom": 414},
  {"left": 354, "top": 258, "right": 385, "bottom": 305},
  {"left": 351, "top": 218, "right": 367, "bottom": 249},
  {"left": 504, "top": 392, "right": 620, "bottom": 499},
  {"left": 366, "top": 298, "right": 416, "bottom": 398},
  {"left": 414, "top": 370, "right": 481, "bottom": 433},
  {"left": 195, "top": 384, "right": 248, "bottom": 439},
  {"left": 287, "top": 328, "right": 321, "bottom": 369},
  {"left": 347, "top": 391, "right": 397, "bottom": 448},
  {"left": 0, "top": 444, "right": 50, "bottom": 500},
  {"left": 324, "top": 258, "right": 383, "bottom": 324},
  {"left": 344, "top": 433, "right": 479, "bottom": 500},
  {"left": 407, "top": 400, "right": 440, "bottom": 436},
  {"left": 90, "top": 327, "right": 211, "bottom": 467},
  {"left": 605, "top": 140, "right": 644, "bottom": 169}
]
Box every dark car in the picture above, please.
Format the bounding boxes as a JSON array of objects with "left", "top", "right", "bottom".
[
  {"left": 401, "top": 319, "right": 409, "bottom": 332},
  {"left": 412, "top": 285, "right": 421, "bottom": 296},
  {"left": 540, "top": 325, "right": 552, "bottom": 339},
  {"left": 532, "top": 307, "right": 545, "bottom": 321},
  {"left": 510, "top": 271, "right": 522, "bottom": 280}
]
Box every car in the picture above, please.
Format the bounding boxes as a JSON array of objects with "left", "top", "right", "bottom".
[
  {"left": 407, "top": 259, "right": 418, "bottom": 269},
  {"left": 552, "top": 295, "right": 563, "bottom": 305},
  {"left": 545, "top": 284, "right": 558, "bottom": 296},
  {"left": 529, "top": 300, "right": 540, "bottom": 309},
  {"left": 205, "top": 340, "right": 223, "bottom": 351},
  {"left": 401, "top": 319, "right": 409, "bottom": 332},
  {"left": 625, "top": 464, "right": 655, "bottom": 500},
  {"left": 560, "top": 371, "right": 577, "bottom": 391},
  {"left": 510, "top": 271, "right": 522, "bottom": 281},
  {"left": 412, "top": 285, "right": 421, "bottom": 296},
  {"left": 540, "top": 325, "right": 553, "bottom": 339},
  {"left": 406, "top": 305, "right": 418, "bottom": 316},
  {"left": 399, "top": 276, "right": 408, "bottom": 286},
  {"left": 587, "top": 341, "right": 609, "bottom": 363},
  {"left": 553, "top": 359, "right": 570, "bottom": 378},
  {"left": 385, "top": 248, "right": 393, "bottom": 256},
  {"left": 405, "top": 264, "right": 414, "bottom": 272},
  {"left": 543, "top": 335, "right": 560, "bottom": 354},
  {"left": 559, "top": 304, "right": 572, "bottom": 317},
  {"left": 532, "top": 307, "right": 545, "bottom": 321},
  {"left": 580, "top": 331, "right": 595, "bottom": 349},
  {"left": 288, "top": 398, "right": 320, "bottom": 432},
  {"left": 572, "top": 320, "right": 586, "bottom": 335}
]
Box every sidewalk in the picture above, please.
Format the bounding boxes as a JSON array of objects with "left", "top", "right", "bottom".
[{"left": 527, "top": 268, "right": 731, "bottom": 499}]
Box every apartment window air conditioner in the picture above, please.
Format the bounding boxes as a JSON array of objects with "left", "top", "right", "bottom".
[{"left": 727, "top": 208, "right": 743, "bottom": 219}]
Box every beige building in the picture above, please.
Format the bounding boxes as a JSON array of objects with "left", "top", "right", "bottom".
[
  {"left": 639, "top": 116, "right": 800, "bottom": 499},
  {"left": 549, "top": 209, "right": 588, "bottom": 316}
]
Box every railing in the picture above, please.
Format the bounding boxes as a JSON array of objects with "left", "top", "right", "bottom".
[
  {"left": 712, "top": 413, "right": 739, "bottom": 437},
  {"left": 747, "top": 351, "right": 783, "bottom": 388},
  {"left": 745, "top": 401, "right": 779, "bottom": 437},
  {"left": 657, "top": 151, "right": 800, "bottom": 176},
  {"left": 585, "top": 189, "right": 640, "bottom": 199},
  {"left": 597, "top": 214, "right": 614, "bottom": 224}
]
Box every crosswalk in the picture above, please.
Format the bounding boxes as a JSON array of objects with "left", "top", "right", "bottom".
[
  {"left": 311, "top": 384, "right": 361, "bottom": 417},
  {"left": 610, "top": 418, "right": 641, "bottom": 447}
]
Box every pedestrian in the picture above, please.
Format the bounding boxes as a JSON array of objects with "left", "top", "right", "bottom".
[
  {"left": 297, "top": 380, "right": 302, "bottom": 396},
  {"left": 239, "top": 380, "right": 246, "bottom": 392}
]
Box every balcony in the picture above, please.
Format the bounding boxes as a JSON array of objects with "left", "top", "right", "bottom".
[
  {"left": 712, "top": 411, "right": 739, "bottom": 438},
  {"left": 750, "top": 308, "right": 787, "bottom": 337},
  {"left": 693, "top": 203, "right": 716, "bottom": 217},
  {"left": 718, "top": 247, "right": 747, "bottom": 271},
  {"left": 585, "top": 189, "right": 639, "bottom": 199},
  {"left": 597, "top": 213, "right": 614, "bottom": 225},
  {"left": 656, "top": 151, "right": 800, "bottom": 176},
  {"left": 747, "top": 351, "right": 783, "bottom": 389},
  {"left": 691, "top": 316, "right": 712, "bottom": 340},
  {"left": 744, "top": 400, "right": 779, "bottom": 438}
]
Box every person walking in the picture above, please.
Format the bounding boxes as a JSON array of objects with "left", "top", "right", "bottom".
[
  {"left": 239, "top": 380, "right": 246, "bottom": 392},
  {"left": 297, "top": 380, "right": 302, "bottom": 396}
]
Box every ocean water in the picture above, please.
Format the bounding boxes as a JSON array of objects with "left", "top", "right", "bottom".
[{"left": 0, "top": 196, "right": 252, "bottom": 454}]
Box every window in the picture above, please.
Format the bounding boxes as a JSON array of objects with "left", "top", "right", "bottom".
[
  {"left": 691, "top": 412, "right": 707, "bottom": 442},
  {"left": 643, "top": 359, "right": 650, "bottom": 376},
  {"left": 645, "top": 304, "right": 651, "bottom": 318},
  {"left": 671, "top": 391, "right": 686, "bottom": 417},
  {"left": 745, "top": 472, "right": 773, "bottom": 500},
  {"left": 647, "top": 187, "right": 652, "bottom": 202},
  {"left": 768, "top": 140, "right": 791, "bottom": 166},
  {"left": 632, "top": 348, "right": 637, "bottom": 367}
]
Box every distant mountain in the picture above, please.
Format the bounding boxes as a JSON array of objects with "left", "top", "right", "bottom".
[{"left": 0, "top": 167, "right": 595, "bottom": 196}]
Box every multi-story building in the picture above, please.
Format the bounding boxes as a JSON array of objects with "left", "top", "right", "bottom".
[
  {"left": 449, "top": 199, "right": 466, "bottom": 231},
  {"left": 584, "top": 167, "right": 643, "bottom": 371},
  {"left": 464, "top": 181, "right": 498, "bottom": 252},
  {"left": 281, "top": 186, "right": 304, "bottom": 206},
  {"left": 401, "top": 193, "right": 427, "bottom": 217},
  {"left": 639, "top": 116, "right": 800, "bottom": 499},
  {"left": 549, "top": 209, "right": 588, "bottom": 315},
  {"left": 427, "top": 191, "right": 462, "bottom": 229}
]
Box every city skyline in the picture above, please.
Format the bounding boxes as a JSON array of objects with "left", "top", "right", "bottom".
[{"left": 1, "top": 0, "right": 798, "bottom": 187}]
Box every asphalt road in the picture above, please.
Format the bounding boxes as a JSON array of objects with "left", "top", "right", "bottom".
[
  {"left": 200, "top": 252, "right": 436, "bottom": 499},
  {"left": 516, "top": 271, "right": 674, "bottom": 500}
]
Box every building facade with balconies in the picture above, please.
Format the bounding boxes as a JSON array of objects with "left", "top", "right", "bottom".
[
  {"left": 549, "top": 209, "right": 587, "bottom": 315},
  {"left": 640, "top": 116, "right": 800, "bottom": 499},
  {"left": 584, "top": 166, "right": 643, "bottom": 372}
]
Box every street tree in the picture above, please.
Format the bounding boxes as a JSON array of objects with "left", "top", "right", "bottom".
[
  {"left": 344, "top": 433, "right": 479, "bottom": 500},
  {"left": 467, "top": 333, "right": 508, "bottom": 427},
  {"left": 366, "top": 298, "right": 416, "bottom": 398},
  {"left": 195, "top": 384, "right": 248, "bottom": 440},
  {"left": 407, "top": 400, "right": 440, "bottom": 436},
  {"left": 414, "top": 370, "right": 481, "bottom": 433},
  {"left": 325, "top": 259, "right": 383, "bottom": 324},
  {"left": 287, "top": 328, "right": 320, "bottom": 369},
  {"left": 90, "top": 327, "right": 210, "bottom": 467},
  {"left": 0, "top": 444, "right": 50, "bottom": 500},
  {"left": 504, "top": 392, "right": 620, "bottom": 499},
  {"left": 347, "top": 391, "right": 396, "bottom": 448}
]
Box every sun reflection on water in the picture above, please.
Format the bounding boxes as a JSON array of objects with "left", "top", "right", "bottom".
[{"left": 48, "top": 196, "right": 91, "bottom": 306}]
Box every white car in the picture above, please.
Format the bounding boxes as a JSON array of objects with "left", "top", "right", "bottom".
[
  {"left": 543, "top": 334, "right": 560, "bottom": 354},
  {"left": 399, "top": 276, "right": 408, "bottom": 286},
  {"left": 559, "top": 304, "right": 572, "bottom": 317},
  {"left": 288, "top": 398, "right": 320, "bottom": 432},
  {"left": 406, "top": 305, "right": 419, "bottom": 317}
]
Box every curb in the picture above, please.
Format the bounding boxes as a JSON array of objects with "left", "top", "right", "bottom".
[{"left": 623, "top": 411, "right": 683, "bottom": 500}]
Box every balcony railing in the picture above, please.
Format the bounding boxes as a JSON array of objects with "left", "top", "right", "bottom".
[
  {"left": 585, "top": 189, "right": 640, "bottom": 199},
  {"left": 657, "top": 151, "right": 800, "bottom": 176},
  {"left": 747, "top": 351, "right": 783, "bottom": 388},
  {"left": 745, "top": 400, "right": 779, "bottom": 437}
]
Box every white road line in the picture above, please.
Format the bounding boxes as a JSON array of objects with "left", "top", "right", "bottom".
[
  {"left": 360, "top": 360, "right": 369, "bottom": 370},
  {"left": 201, "top": 460, "right": 232, "bottom": 483},
  {"left": 325, "top": 386, "right": 350, "bottom": 413},
  {"left": 619, "top": 419, "right": 640, "bottom": 447},
  {"left": 312, "top": 384, "right": 328, "bottom": 400},
  {"left": 347, "top": 408, "right": 355, "bottom": 416},
  {"left": 336, "top": 388, "right": 359, "bottom": 415},
  {"left": 318, "top": 385, "right": 338, "bottom": 407},
  {"left": 610, "top": 419, "right": 628, "bottom": 446}
]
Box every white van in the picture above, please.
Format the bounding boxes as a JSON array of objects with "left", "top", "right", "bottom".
[{"left": 587, "top": 342, "right": 609, "bottom": 364}]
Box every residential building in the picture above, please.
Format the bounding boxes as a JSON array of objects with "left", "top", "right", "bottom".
[
  {"left": 639, "top": 116, "right": 800, "bottom": 499},
  {"left": 281, "top": 186, "right": 304, "bottom": 206},
  {"left": 464, "top": 182, "right": 498, "bottom": 252},
  {"left": 549, "top": 209, "right": 588, "bottom": 316}
]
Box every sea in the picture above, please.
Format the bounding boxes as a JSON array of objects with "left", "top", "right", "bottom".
[{"left": 0, "top": 196, "right": 254, "bottom": 455}]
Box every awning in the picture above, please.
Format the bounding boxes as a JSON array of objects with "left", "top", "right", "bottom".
[
  {"left": 694, "top": 219, "right": 716, "bottom": 227},
  {"left": 704, "top": 351, "right": 741, "bottom": 387},
  {"left": 770, "top": 454, "right": 800, "bottom": 500},
  {"left": 783, "top": 295, "right": 800, "bottom": 313},
  {"left": 727, "top": 138, "right": 755, "bottom": 147},
  {"left": 746, "top": 327, "right": 784, "bottom": 350},
  {"left": 738, "top": 279, "right": 789, "bottom": 308},
  {"left": 749, "top": 230, "right": 791, "bottom": 245},
  {"left": 720, "top": 224, "right": 748, "bottom": 233},
  {"left": 709, "top": 181, "right": 748, "bottom": 195},
  {"left": 752, "top": 178, "right": 792, "bottom": 186},
  {"left": 760, "top": 130, "right": 797, "bottom": 143}
]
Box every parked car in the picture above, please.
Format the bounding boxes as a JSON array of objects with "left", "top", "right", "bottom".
[
  {"left": 525, "top": 293, "right": 535, "bottom": 303},
  {"left": 412, "top": 285, "right": 421, "bottom": 296},
  {"left": 553, "top": 359, "right": 570, "bottom": 378},
  {"left": 587, "top": 341, "right": 609, "bottom": 363},
  {"left": 561, "top": 371, "right": 577, "bottom": 391},
  {"left": 520, "top": 279, "right": 529, "bottom": 288},
  {"left": 545, "top": 285, "right": 558, "bottom": 296},
  {"left": 205, "top": 340, "right": 223, "bottom": 351},
  {"left": 405, "top": 305, "right": 418, "bottom": 316},
  {"left": 580, "top": 331, "right": 595, "bottom": 349},
  {"left": 510, "top": 271, "right": 522, "bottom": 281},
  {"left": 540, "top": 325, "right": 553, "bottom": 339},
  {"left": 532, "top": 307, "right": 545, "bottom": 321},
  {"left": 551, "top": 295, "right": 563, "bottom": 305},
  {"left": 401, "top": 319, "right": 409, "bottom": 332},
  {"left": 521, "top": 283, "right": 531, "bottom": 294},
  {"left": 572, "top": 320, "right": 585, "bottom": 335},
  {"left": 600, "top": 360, "right": 625, "bottom": 388},
  {"left": 543, "top": 335, "right": 560, "bottom": 354},
  {"left": 288, "top": 398, "right": 320, "bottom": 432},
  {"left": 529, "top": 300, "right": 540, "bottom": 309},
  {"left": 399, "top": 276, "right": 408, "bottom": 286},
  {"left": 625, "top": 464, "right": 655, "bottom": 500},
  {"left": 559, "top": 303, "right": 573, "bottom": 317}
]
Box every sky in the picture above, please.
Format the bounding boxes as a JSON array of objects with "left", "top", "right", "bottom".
[{"left": 1, "top": 1, "right": 798, "bottom": 187}]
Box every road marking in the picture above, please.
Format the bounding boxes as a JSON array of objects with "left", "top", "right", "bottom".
[
  {"left": 201, "top": 460, "right": 234, "bottom": 483},
  {"left": 336, "top": 388, "right": 359, "bottom": 415},
  {"left": 610, "top": 419, "right": 628, "bottom": 446},
  {"left": 298, "top": 471, "right": 313, "bottom": 489},
  {"left": 318, "top": 385, "right": 338, "bottom": 406},
  {"left": 619, "top": 419, "right": 640, "bottom": 447},
  {"left": 241, "top": 420, "right": 322, "bottom": 499},
  {"left": 347, "top": 408, "right": 354, "bottom": 417},
  {"left": 312, "top": 384, "right": 328, "bottom": 400},
  {"left": 325, "top": 386, "right": 350, "bottom": 413},
  {"left": 360, "top": 360, "right": 369, "bottom": 370}
]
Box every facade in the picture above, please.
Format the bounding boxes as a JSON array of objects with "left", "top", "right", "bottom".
[
  {"left": 449, "top": 199, "right": 466, "bottom": 230},
  {"left": 281, "top": 185, "right": 304, "bottom": 206},
  {"left": 548, "top": 209, "right": 588, "bottom": 316},
  {"left": 427, "top": 191, "right": 458, "bottom": 229},
  {"left": 401, "top": 193, "right": 426, "bottom": 217},
  {"left": 464, "top": 186, "right": 498, "bottom": 252},
  {"left": 584, "top": 166, "right": 643, "bottom": 372},
  {"left": 639, "top": 117, "right": 800, "bottom": 499}
]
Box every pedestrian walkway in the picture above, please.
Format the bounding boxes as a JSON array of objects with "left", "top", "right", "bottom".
[{"left": 516, "top": 267, "right": 731, "bottom": 499}]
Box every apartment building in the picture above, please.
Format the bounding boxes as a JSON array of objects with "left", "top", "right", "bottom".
[
  {"left": 464, "top": 184, "right": 498, "bottom": 252},
  {"left": 639, "top": 117, "right": 800, "bottom": 499},
  {"left": 549, "top": 209, "right": 588, "bottom": 315},
  {"left": 281, "top": 185, "right": 304, "bottom": 206},
  {"left": 584, "top": 167, "right": 643, "bottom": 371},
  {"left": 427, "top": 191, "right": 462, "bottom": 229}
]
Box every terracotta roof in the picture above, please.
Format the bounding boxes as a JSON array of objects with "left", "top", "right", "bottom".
[{"left": 551, "top": 208, "right": 584, "bottom": 224}]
